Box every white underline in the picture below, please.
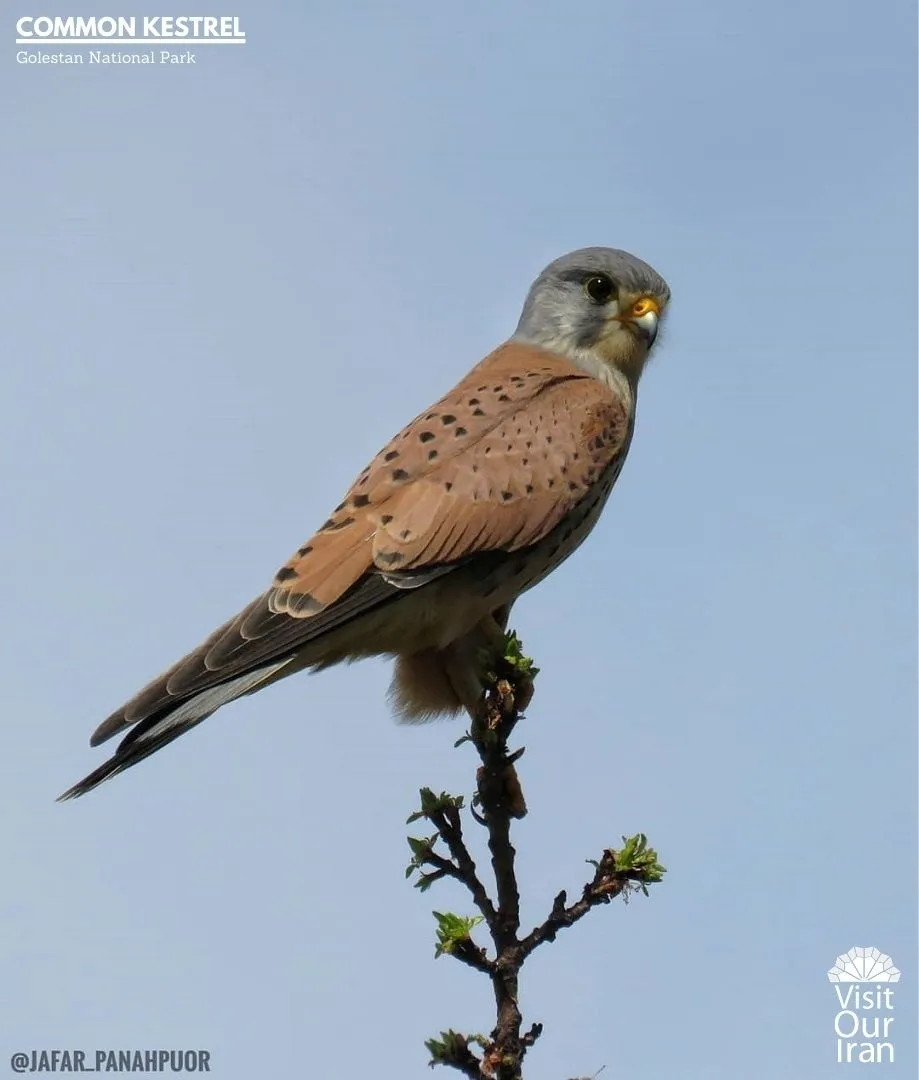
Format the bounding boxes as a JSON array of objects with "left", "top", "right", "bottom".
[{"left": 15, "top": 38, "right": 246, "bottom": 45}]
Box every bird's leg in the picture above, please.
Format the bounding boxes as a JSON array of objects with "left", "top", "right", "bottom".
[
  {"left": 485, "top": 604, "right": 534, "bottom": 714},
  {"left": 441, "top": 608, "right": 514, "bottom": 718},
  {"left": 491, "top": 603, "right": 513, "bottom": 633},
  {"left": 389, "top": 609, "right": 515, "bottom": 722},
  {"left": 445, "top": 606, "right": 528, "bottom": 818},
  {"left": 389, "top": 599, "right": 531, "bottom": 785}
]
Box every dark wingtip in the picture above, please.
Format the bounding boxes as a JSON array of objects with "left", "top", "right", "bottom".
[
  {"left": 57, "top": 782, "right": 87, "bottom": 802},
  {"left": 89, "top": 718, "right": 128, "bottom": 747},
  {"left": 59, "top": 701, "right": 217, "bottom": 803},
  {"left": 56, "top": 756, "right": 124, "bottom": 801}
]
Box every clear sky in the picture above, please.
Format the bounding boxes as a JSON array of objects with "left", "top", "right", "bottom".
[{"left": 2, "top": 2, "right": 916, "bottom": 1077}]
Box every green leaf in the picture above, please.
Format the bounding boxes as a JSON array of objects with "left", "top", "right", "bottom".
[
  {"left": 607, "top": 833, "right": 667, "bottom": 890},
  {"left": 405, "top": 833, "right": 442, "bottom": 883},
  {"left": 407, "top": 789, "right": 464, "bottom": 823},
  {"left": 425, "top": 1030, "right": 472, "bottom": 1065},
  {"left": 432, "top": 910, "right": 484, "bottom": 958},
  {"left": 407, "top": 834, "right": 435, "bottom": 857},
  {"left": 502, "top": 630, "right": 540, "bottom": 679}
]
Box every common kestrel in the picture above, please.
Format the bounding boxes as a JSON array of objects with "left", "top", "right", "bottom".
[{"left": 59, "top": 247, "right": 670, "bottom": 800}]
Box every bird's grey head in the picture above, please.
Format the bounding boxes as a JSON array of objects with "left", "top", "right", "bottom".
[{"left": 513, "top": 247, "right": 670, "bottom": 385}]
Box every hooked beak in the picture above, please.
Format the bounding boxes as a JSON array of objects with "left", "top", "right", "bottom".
[{"left": 618, "top": 296, "right": 660, "bottom": 348}]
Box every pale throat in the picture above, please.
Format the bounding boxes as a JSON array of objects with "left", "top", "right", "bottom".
[
  {"left": 513, "top": 328, "right": 644, "bottom": 397},
  {"left": 563, "top": 345, "right": 642, "bottom": 397}
]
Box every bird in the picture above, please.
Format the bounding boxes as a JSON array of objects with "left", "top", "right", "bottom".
[{"left": 58, "top": 247, "right": 670, "bottom": 801}]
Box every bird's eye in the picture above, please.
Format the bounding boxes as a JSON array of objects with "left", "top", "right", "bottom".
[{"left": 584, "top": 274, "right": 616, "bottom": 304}]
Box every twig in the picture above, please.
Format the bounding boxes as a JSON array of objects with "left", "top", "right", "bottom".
[
  {"left": 429, "top": 801, "right": 498, "bottom": 934},
  {"left": 405, "top": 633, "right": 666, "bottom": 1078}
]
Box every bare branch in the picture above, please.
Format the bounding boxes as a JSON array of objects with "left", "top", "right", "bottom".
[{"left": 408, "top": 633, "right": 666, "bottom": 1078}]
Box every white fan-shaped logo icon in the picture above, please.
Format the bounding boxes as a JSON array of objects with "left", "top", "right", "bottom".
[{"left": 827, "top": 947, "right": 901, "bottom": 983}]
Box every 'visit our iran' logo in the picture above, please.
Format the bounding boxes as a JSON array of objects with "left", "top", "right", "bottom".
[{"left": 828, "top": 947, "right": 901, "bottom": 1064}]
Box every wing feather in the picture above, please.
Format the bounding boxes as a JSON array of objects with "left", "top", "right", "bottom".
[{"left": 63, "top": 340, "right": 633, "bottom": 798}]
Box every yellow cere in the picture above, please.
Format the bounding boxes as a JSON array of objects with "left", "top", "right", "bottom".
[{"left": 631, "top": 297, "right": 660, "bottom": 318}]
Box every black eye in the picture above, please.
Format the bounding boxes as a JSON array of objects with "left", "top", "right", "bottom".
[{"left": 584, "top": 274, "right": 616, "bottom": 304}]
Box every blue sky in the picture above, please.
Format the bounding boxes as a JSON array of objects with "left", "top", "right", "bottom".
[{"left": 2, "top": 2, "right": 916, "bottom": 1077}]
